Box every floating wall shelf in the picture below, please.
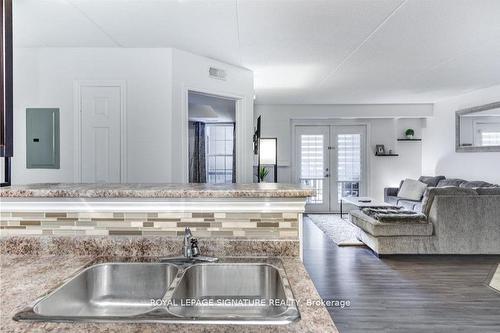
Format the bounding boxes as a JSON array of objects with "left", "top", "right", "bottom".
[
  {"left": 397, "top": 138, "right": 422, "bottom": 141},
  {"left": 375, "top": 153, "right": 399, "bottom": 157}
]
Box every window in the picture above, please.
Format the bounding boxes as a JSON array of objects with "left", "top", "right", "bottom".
[
  {"left": 337, "top": 134, "right": 361, "bottom": 200},
  {"left": 300, "top": 134, "right": 324, "bottom": 204},
  {"left": 205, "top": 124, "right": 234, "bottom": 184},
  {"left": 481, "top": 132, "right": 500, "bottom": 146}
]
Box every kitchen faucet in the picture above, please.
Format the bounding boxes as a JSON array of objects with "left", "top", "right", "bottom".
[
  {"left": 183, "top": 227, "right": 198, "bottom": 258},
  {"left": 161, "top": 227, "right": 218, "bottom": 264}
]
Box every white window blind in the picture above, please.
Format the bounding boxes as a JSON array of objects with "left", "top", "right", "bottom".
[
  {"left": 337, "top": 134, "right": 361, "bottom": 200},
  {"left": 300, "top": 135, "right": 324, "bottom": 204}
]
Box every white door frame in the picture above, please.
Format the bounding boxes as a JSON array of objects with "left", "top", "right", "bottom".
[
  {"left": 291, "top": 119, "right": 370, "bottom": 212},
  {"left": 180, "top": 85, "right": 247, "bottom": 183},
  {"left": 73, "top": 80, "right": 127, "bottom": 183}
]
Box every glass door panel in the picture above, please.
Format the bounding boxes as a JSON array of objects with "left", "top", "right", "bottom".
[
  {"left": 330, "top": 125, "right": 366, "bottom": 212},
  {"left": 295, "top": 126, "right": 330, "bottom": 212}
]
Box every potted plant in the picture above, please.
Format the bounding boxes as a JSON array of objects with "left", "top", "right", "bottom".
[
  {"left": 258, "top": 166, "right": 269, "bottom": 182},
  {"left": 405, "top": 128, "right": 415, "bottom": 139}
]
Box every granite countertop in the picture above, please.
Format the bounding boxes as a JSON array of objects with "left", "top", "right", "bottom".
[
  {"left": 0, "top": 255, "right": 338, "bottom": 333},
  {"left": 0, "top": 183, "right": 314, "bottom": 199}
]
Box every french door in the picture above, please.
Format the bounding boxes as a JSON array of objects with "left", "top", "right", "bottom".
[{"left": 295, "top": 125, "right": 367, "bottom": 212}]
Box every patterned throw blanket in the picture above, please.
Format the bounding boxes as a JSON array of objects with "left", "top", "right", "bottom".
[{"left": 362, "top": 207, "right": 427, "bottom": 223}]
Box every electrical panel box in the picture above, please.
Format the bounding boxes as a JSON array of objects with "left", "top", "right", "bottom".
[{"left": 26, "top": 108, "right": 60, "bottom": 169}]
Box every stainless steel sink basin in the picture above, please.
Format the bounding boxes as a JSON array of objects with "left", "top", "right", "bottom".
[
  {"left": 33, "top": 263, "right": 179, "bottom": 317},
  {"left": 168, "top": 263, "right": 291, "bottom": 319},
  {"left": 14, "top": 259, "right": 300, "bottom": 325}
]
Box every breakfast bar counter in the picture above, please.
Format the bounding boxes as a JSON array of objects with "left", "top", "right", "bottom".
[
  {"left": 1, "top": 183, "right": 313, "bottom": 257},
  {"left": 0, "top": 183, "right": 339, "bottom": 332},
  {"left": 0, "top": 183, "right": 314, "bottom": 199}
]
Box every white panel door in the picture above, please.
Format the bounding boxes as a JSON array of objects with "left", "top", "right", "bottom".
[
  {"left": 80, "top": 86, "right": 122, "bottom": 183},
  {"left": 295, "top": 126, "right": 330, "bottom": 212}
]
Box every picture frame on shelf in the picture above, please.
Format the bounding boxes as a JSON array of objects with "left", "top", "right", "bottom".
[{"left": 375, "top": 144, "right": 385, "bottom": 155}]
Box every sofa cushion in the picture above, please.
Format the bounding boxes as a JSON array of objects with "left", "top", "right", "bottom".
[
  {"left": 398, "top": 179, "right": 428, "bottom": 201},
  {"left": 397, "top": 199, "right": 420, "bottom": 210},
  {"left": 385, "top": 196, "right": 399, "bottom": 206},
  {"left": 350, "top": 210, "right": 433, "bottom": 237},
  {"left": 437, "top": 178, "right": 466, "bottom": 187},
  {"left": 459, "top": 181, "right": 495, "bottom": 189},
  {"left": 476, "top": 187, "right": 500, "bottom": 195},
  {"left": 421, "top": 187, "right": 478, "bottom": 216},
  {"left": 418, "top": 175, "right": 446, "bottom": 187},
  {"left": 362, "top": 207, "right": 427, "bottom": 223}
]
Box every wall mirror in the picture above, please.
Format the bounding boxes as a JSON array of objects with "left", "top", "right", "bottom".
[{"left": 456, "top": 101, "right": 500, "bottom": 152}]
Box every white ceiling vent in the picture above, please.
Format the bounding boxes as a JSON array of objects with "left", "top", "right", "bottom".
[{"left": 209, "top": 67, "right": 227, "bottom": 81}]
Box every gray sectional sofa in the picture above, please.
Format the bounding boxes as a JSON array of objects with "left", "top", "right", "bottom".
[
  {"left": 384, "top": 176, "right": 497, "bottom": 211},
  {"left": 350, "top": 177, "right": 500, "bottom": 255}
]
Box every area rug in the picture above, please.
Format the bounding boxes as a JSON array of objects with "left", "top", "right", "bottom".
[
  {"left": 487, "top": 264, "right": 500, "bottom": 293},
  {"left": 306, "top": 214, "right": 365, "bottom": 247}
]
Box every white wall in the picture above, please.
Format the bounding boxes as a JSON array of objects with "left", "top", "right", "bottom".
[
  {"left": 422, "top": 84, "right": 500, "bottom": 184},
  {"left": 370, "top": 118, "right": 425, "bottom": 200},
  {"left": 188, "top": 92, "right": 236, "bottom": 123},
  {"left": 171, "top": 49, "right": 254, "bottom": 183},
  {"left": 255, "top": 104, "right": 431, "bottom": 200},
  {"left": 13, "top": 47, "right": 173, "bottom": 184}
]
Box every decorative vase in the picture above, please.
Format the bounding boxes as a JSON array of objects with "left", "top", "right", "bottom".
[{"left": 406, "top": 134, "right": 414, "bottom": 139}]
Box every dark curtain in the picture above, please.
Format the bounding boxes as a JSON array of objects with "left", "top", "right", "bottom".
[
  {"left": 232, "top": 122, "right": 236, "bottom": 183},
  {"left": 189, "top": 121, "right": 206, "bottom": 183}
]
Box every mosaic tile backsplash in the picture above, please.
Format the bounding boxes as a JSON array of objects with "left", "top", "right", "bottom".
[{"left": 0, "top": 211, "right": 300, "bottom": 239}]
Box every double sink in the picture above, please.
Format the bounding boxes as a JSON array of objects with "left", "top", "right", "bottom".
[{"left": 14, "top": 259, "right": 300, "bottom": 325}]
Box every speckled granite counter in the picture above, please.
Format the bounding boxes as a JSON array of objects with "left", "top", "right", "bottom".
[
  {"left": 0, "top": 255, "right": 338, "bottom": 333},
  {"left": 0, "top": 236, "right": 300, "bottom": 257},
  {"left": 0, "top": 183, "right": 314, "bottom": 198}
]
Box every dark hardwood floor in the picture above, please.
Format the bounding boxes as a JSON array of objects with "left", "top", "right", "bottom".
[{"left": 302, "top": 216, "right": 500, "bottom": 333}]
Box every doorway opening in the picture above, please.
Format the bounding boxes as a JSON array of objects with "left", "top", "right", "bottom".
[
  {"left": 188, "top": 91, "right": 236, "bottom": 184},
  {"left": 294, "top": 124, "right": 367, "bottom": 212}
]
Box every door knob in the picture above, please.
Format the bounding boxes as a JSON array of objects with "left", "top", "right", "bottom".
[{"left": 324, "top": 174, "right": 330, "bottom": 178}]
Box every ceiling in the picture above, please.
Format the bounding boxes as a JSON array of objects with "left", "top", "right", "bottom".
[{"left": 14, "top": 0, "right": 500, "bottom": 104}]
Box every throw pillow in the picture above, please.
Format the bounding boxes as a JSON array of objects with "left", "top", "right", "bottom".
[
  {"left": 459, "top": 181, "right": 494, "bottom": 189},
  {"left": 397, "top": 179, "right": 428, "bottom": 201},
  {"left": 418, "top": 176, "right": 446, "bottom": 187},
  {"left": 437, "top": 178, "right": 466, "bottom": 187}
]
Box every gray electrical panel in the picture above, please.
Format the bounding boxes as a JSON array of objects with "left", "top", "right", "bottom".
[{"left": 26, "top": 108, "right": 60, "bottom": 169}]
